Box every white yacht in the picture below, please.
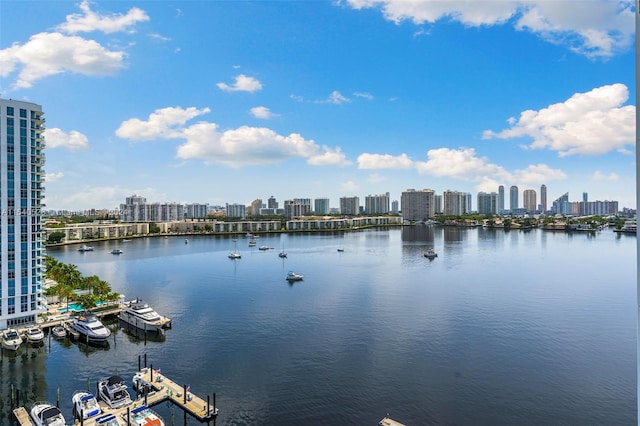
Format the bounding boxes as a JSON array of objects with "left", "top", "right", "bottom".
[
  {"left": 125, "top": 404, "right": 166, "bottom": 426},
  {"left": 78, "top": 244, "right": 94, "bottom": 252},
  {"left": 285, "top": 271, "right": 304, "bottom": 282},
  {"left": 2, "top": 328, "right": 23, "bottom": 350},
  {"left": 424, "top": 248, "right": 438, "bottom": 259},
  {"left": 30, "top": 402, "right": 67, "bottom": 426},
  {"left": 68, "top": 313, "right": 111, "bottom": 344},
  {"left": 25, "top": 326, "right": 45, "bottom": 344},
  {"left": 95, "top": 413, "right": 124, "bottom": 426},
  {"left": 119, "top": 299, "right": 170, "bottom": 333},
  {"left": 72, "top": 391, "right": 102, "bottom": 420},
  {"left": 97, "top": 375, "right": 132, "bottom": 409}
]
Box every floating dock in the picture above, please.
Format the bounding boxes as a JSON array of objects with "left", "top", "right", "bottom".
[
  {"left": 379, "top": 416, "right": 406, "bottom": 426},
  {"left": 12, "top": 407, "right": 34, "bottom": 426}
]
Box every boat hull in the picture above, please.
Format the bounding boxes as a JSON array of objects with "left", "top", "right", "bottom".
[{"left": 119, "top": 311, "right": 164, "bottom": 333}]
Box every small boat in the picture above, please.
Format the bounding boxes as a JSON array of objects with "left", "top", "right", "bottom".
[
  {"left": 123, "top": 239, "right": 132, "bottom": 243},
  {"left": 25, "top": 325, "right": 45, "bottom": 344},
  {"left": 72, "top": 391, "right": 102, "bottom": 420},
  {"left": 95, "top": 413, "right": 123, "bottom": 426},
  {"left": 51, "top": 325, "right": 67, "bottom": 339},
  {"left": 30, "top": 402, "right": 67, "bottom": 426},
  {"left": 119, "top": 299, "right": 171, "bottom": 333},
  {"left": 248, "top": 240, "right": 256, "bottom": 247},
  {"left": 279, "top": 252, "right": 287, "bottom": 258},
  {"left": 184, "top": 239, "right": 189, "bottom": 244},
  {"left": 97, "top": 375, "right": 132, "bottom": 409},
  {"left": 228, "top": 251, "right": 241, "bottom": 259},
  {"left": 68, "top": 313, "right": 111, "bottom": 344},
  {"left": 337, "top": 248, "right": 344, "bottom": 252},
  {"left": 125, "top": 404, "right": 166, "bottom": 426},
  {"left": 2, "top": 328, "right": 23, "bottom": 350},
  {"left": 286, "top": 271, "right": 304, "bottom": 282},
  {"left": 424, "top": 248, "right": 438, "bottom": 259},
  {"left": 78, "top": 244, "right": 94, "bottom": 252},
  {"left": 259, "top": 246, "right": 270, "bottom": 251},
  {"left": 111, "top": 249, "right": 124, "bottom": 255}
]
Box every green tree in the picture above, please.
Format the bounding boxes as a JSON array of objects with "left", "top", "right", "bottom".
[{"left": 47, "top": 231, "right": 65, "bottom": 244}]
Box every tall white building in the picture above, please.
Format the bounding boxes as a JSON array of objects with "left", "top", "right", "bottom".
[
  {"left": 339, "top": 196, "right": 360, "bottom": 215},
  {"left": 0, "top": 99, "right": 47, "bottom": 329},
  {"left": 314, "top": 198, "right": 330, "bottom": 215},
  {"left": 364, "top": 192, "right": 389, "bottom": 214},
  {"left": 401, "top": 189, "right": 435, "bottom": 221}
]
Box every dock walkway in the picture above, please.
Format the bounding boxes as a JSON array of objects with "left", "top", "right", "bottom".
[{"left": 12, "top": 407, "right": 34, "bottom": 426}]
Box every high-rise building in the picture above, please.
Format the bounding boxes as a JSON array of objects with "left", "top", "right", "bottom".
[
  {"left": 364, "top": 192, "right": 390, "bottom": 214},
  {"left": 540, "top": 184, "right": 547, "bottom": 213},
  {"left": 339, "top": 196, "right": 360, "bottom": 215},
  {"left": 226, "top": 203, "right": 246, "bottom": 218},
  {"left": 523, "top": 189, "right": 537, "bottom": 213},
  {"left": 248, "top": 199, "right": 263, "bottom": 215},
  {"left": 443, "top": 190, "right": 467, "bottom": 215},
  {"left": 583, "top": 192, "right": 588, "bottom": 203},
  {"left": 391, "top": 200, "right": 399, "bottom": 214},
  {"left": 0, "top": 98, "right": 47, "bottom": 329},
  {"left": 185, "top": 203, "right": 209, "bottom": 219},
  {"left": 498, "top": 185, "right": 505, "bottom": 212},
  {"left": 284, "top": 199, "right": 311, "bottom": 219},
  {"left": 268, "top": 196, "right": 278, "bottom": 210},
  {"left": 401, "top": 189, "right": 435, "bottom": 221},
  {"left": 509, "top": 185, "right": 519, "bottom": 211},
  {"left": 314, "top": 198, "right": 330, "bottom": 215},
  {"left": 477, "top": 192, "right": 499, "bottom": 215}
]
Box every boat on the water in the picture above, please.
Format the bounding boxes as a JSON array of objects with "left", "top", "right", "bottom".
[
  {"left": 248, "top": 240, "right": 256, "bottom": 247},
  {"left": 2, "top": 328, "right": 23, "bottom": 350},
  {"left": 68, "top": 313, "right": 111, "bottom": 344},
  {"left": 51, "top": 325, "right": 66, "bottom": 339},
  {"left": 286, "top": 271, "right": 304, "bottom": 282},
  {"left": 25, "top": 325, "right": 45, "bottom": 344},
  {"left": 97, "top": 375, "right": 132, "bottom": 409},
  {"left": 30, "top": 402, "right": 67, "bottom": 426},
  {"left": 72, "top": 391, "right": 102, "bottom": 420},
  {"left": 279, "top": 251, "right": 287, "bottom": 258},
  {"left": 78, "top": 244, "right": 94, "bottom": 252},
  {"left": 119, "top": 299, "right": 170, "bottom": 333},
  {"left": 259, "top": 246, "right": 270, "bottom": 251},
  {"left": 95, "top": 413, "right": 123, "bottom": 426},
  {"left": 424, "top": 248, "right": 438, "bottom": 259},
  {"left": 111, "top": 249, "right": 123, "bottom": 255},
  {"left": 229, "top": 239, "right": 241, "bottom": 259},
  {"left": 125, "top": 404, "right": 166, "bottom": 426}
]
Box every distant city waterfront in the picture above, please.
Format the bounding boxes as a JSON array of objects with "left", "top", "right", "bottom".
[{"left": 3, "top": 227, "right": 636, "bottom": 425}]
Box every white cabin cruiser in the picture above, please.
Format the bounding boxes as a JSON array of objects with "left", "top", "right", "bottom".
[
  {"left": 119, "top": 299, "right": 170, "bottom": 333},
  {"left": 25, "top": 326, "right": 45, "bottom": 344},
  {"left": 95, "top": 413, "right": 124, "bottom": 426},
  {"left": 2, "top": 328, "right": 23, "bottom": 350},
  {"left": 125, "top": 404, "right": 165, "bottom": 426},
  {"left": 68, "top": 313, "right": 111, "bottom": 344},
  {"left": 97, "top": 375, "right": 132, "bottom": 409},
  {"left": 285, "top": 271, "right": 304, "bottom": 282},
  {"left": 72, "top": 391, "right": 102, "bottom": 420},
  {"left": 30, "top": 402, "right": 67, "bottom": 426}
]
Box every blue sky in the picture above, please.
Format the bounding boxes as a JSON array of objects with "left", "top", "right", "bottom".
[{"left": 1, "top": 1, "right": 635, "bottom": 211}]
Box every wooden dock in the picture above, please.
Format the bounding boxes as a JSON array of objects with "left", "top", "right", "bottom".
[
  {"left": 12, "top": 407, "right": 34, "bottom": 426},
  {"left": 379, "top": 416, "right": 406, "bottom": 426}
]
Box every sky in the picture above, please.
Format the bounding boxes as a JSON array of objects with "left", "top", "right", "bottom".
[{"left": 0, "top": 0, "right": 635, "bottom": 212}]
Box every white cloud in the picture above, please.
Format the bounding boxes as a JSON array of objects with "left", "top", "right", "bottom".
[
  {"left": 308, "top": 147, "right": 352, "bottom": 166},
  {"left": 414, "top": 148, "right": 509, "bottom": 181},
  {"left": 149, "top": 33, "right": 171, "bottom": 42},
  {"left": 116, "top": 106, "right": 211, "bottom": 140},
  {"left": 250, "top": 106, "right": 277, "bottom": 119},
  {"left": 217, "top": 74, "right": 263, "bottom": 93},
  {"left": 56, "top": 0, "right": 149, "bottom": 34},
  {"left": 511, "top": 163, "right": 567, "bottom": 184},
  {"left": 0, "top": 32, "right": 126, "bottom": 88},
  {"left": 358, "top": 153, "right": 414, "bottom": 169},
  {"left": 45, "top": 172, "right": 64, "bottom": 182},
  {"left": 483, "top": 83, "right": 635, "bottom": 157},
  {"left": 346, "top": 0, "right": 634, "bottom": 59},
  {"left": 341, "top": 180, "right": 360, "bottom": 192},
  {"left": 353, "top": 92, "right": 374, "bottom": 100},
  {"left": 44, "top": 128, "right": 89, "bottom": 151},
  {"left": 367, "top": 173, "right": 387, "bottom": 183},
  {"left": 318, "top": 90, "right": 351, "bottom": 104},
  {"left": 592, "top": 170, "right": 620, "bottom": 181}
]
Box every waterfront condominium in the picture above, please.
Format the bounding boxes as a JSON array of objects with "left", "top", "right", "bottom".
[
  {"left": 0, "top": 98, "right": 47, "bottom": 329},
  {"left": 401, "top": 189, "right": 436, "bottom": 221}
]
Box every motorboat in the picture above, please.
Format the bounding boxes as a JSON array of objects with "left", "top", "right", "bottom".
[
  {"left": 424, "top": 248, "right": 438, "bottom": 259},
  {"left": 248, "top": 240, "right": 256, "bottom": 247},
  {"left": 132, "top": 370, "right": 157, "bottom": 396},
  {"left": 111, "top": 249, "right": 124, "bottom": 255},
  {"left": 259, "top": 246, "right": 270, "bottom": 251},
  {"left": 286, "top": 271, "right": 304, "bottom": 282},
  {"left": 119, "top": 299, "right": 170, "bottom": 333},
  {"left": 30, "top": 402, "right": 67, "bottom": 426},
  {"left": 68, "top": 313, "right": 111, "bottom": 344},
  {"left": 279, "top": 252, "right": 287, "bottom": 258},
  {"left": 72, "top": 391, "right": 102, "bottom": 420},
  {"left": 228, "top": 251, "right": 241, "bottom": 259},
  {"left": 2, "top": 328, "right": 23, "bottom": 350},
  {"left": 78, "top": 244, "right": 94, "bottom": 252},
  {"left": 51, "top": 325, "right": 67, "bottom": 339},
  {"left": 125, "top": 404, "right": 165, "bottom": 426},
  {"left": 25, "top": 325, "right": 45, "bottom": 344},
  {"left": 95, "top": 413, "right": 123, "bottom": 426},
  {"left": 98, "top": 375, "right": 132, "bottom": 409},
  {"left": 337, "top": 248, "right": 344, "bottom": 252}
]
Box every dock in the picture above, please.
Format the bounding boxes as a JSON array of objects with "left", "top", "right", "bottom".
[
  {"left": 12, "top": 407, "right": 34, "bottom": 426},
  {"left": 379, "top": 416, "right": 406, "bottom": 426}
]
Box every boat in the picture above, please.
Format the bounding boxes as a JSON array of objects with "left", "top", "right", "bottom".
[
  {"left": 97, "top": 375, "right": 133, "bottom": 409},
  {"left": 259, "top": 246, "right": 270, "bottom": 251},
  {"left": 279, "top": 251, "right": 287, "bottom": 258},
  {"left": 122, "top": 239, "right": 132, "bottom": 243},
  {"left": 25, "top": 325, "right": 45, "bottom": 344},
  {"left": 125, "top": 404, "right": 165, "bottom": 426},
  {"left": 184, "top": 239, "right": 189, "bottom": 244},
  {"left": 51, "top": 325, "right": 67, "bottom": 339},
  {"left": 337, "top": 248, "right": 344, "bottom": 252},
  {"left": 78, "top": 244, "right": 94, "bottom": 252},
  {"left": 424, "top": 248, "right": 438, "bottom": 259},
  {"left": 111, "top": 249, "right": 124, "bottom": 254},
  {"left": 285, "top": 271, "right": 304, "bottom": 282},
  {"left": 68, "top": 312, "right": 111, "bottom": 344},
  {"left": 95, "top": 413, "right": 123, "bottom": 426},
  {"left": 30, "top": 402, "right": 67, "bottom": 426},
  {"left": 119, "top": 299, "right": 170, "bottom": 333},
  {"left": 72, "top": 391, "right": 102, "bottom": 420},
  {"left": 248, "top": 240, "right": 256, "bottom": 247},
  {"left": 229, "top": 239, "right": 241, "bottom": 259},
  {"left": 1, "top": 328, "right": 23, "bottom": 350}
]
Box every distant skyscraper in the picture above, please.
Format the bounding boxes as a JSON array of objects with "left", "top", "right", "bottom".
[
  {"left": 364, "top": 192, "right": 389, "bottom": 214},
  {"left": 339, "top": 196, "right": 360, "bottom": 215},
  {"left": 0, "top": 98, "right": 47, "bottom": 328},
  {"left": 583, "top": 192, "right": 588, "bottom": 202},
  {"left": 509, "top": 185, "right": 519, "bottom": 210},
  {"left": 314, "top": 198, "right": 330, "bottom": 214},
  {"left": 498, "top": 185, "right": 505, "bottom": 212},
  {"left": 540, "top": 184, "right": 547, "bottom": 213},
  {"left": 443, "top": 190, "right": 466, "bottom": 215},
  {"left": 477, "top": 192, "right": 499, "bottom": 215},
  {"left": 391, "top": 200, "right": 399, "bottom": 214},
  {"left": 523, "top": 189, "right": 537, "bottom": 213},
  {"left": 401, "top": 189, "right": 435, "bottom": 221},
  {"left": 268, "top": 196, "right": 278, "bottom": 209}
]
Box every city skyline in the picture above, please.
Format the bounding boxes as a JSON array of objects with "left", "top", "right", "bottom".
[{"left": 1, "top": 1, "right": 635, "bottom": 211}]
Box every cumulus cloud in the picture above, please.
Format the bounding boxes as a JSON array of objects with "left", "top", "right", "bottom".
[
  {"left": 345, "top": 0, "right": 634, "bottom": 59},
  {"left": 44, "top": 128, "right": 89, "bottom": 151},
  {"left": 45, "top": 172, "right": 64, "bottom": 182},
  {"left": 56, "top": 0, "right": 149, "bottom": 34},
  {"left": 316, "top": 91, "right": 351, "bottom": 104},
  {"left": 116, "top": 106, "right": 211, "bottom": 140},
  {"left": 353, "top": 92, "right": 374, "bottom": 100},
  {"left": 308, "top": 147, "right": 352, "bottom": 166},
  {"left": 358, "top": 153, "right": 414, "bottom": 169},
  {"left": 511, "top": 163, "right": 567, "bottom": 183},
  {"left": 415, "top": 147, "right": 509, "bottom": 181},
  {"left": 217, "top": 74, "right": 263, "bottom": 93},
  {"left": 483, "top": 83, "right": 635, "bottom": 157},
  {"left": 367, "top": 173, "right": 387, "bottom": 183},
  {"left": 341, "top": 180, "right": 360, "bottom": 192},
  {"left": 250, "top": 106, "right": 277, "bottom": 119},
  {"left": 592, "top": 170, "right": 619, "bottom": 181}
]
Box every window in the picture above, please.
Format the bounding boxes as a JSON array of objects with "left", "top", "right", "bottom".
[
  {"left": 7, "top": 106, "right": 14, "bottom": 115},
  {"left": 19, "top": 108, "right": 26, "bottom": 118}
]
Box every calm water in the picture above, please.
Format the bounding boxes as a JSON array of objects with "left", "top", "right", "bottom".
[{"left": 2, "top": 227, "right": 636, "bottom": 425}]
